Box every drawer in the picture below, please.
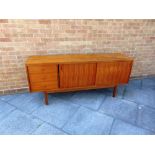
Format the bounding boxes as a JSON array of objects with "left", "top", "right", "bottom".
[
  {"left": 30, "top": 81, "right": 58, "bottom": 92},
  {"left": 28, "top": 64, "right": 57, "bottom": 74},
  {"left": 27, "top": 64, "right": 59, "bottom": 92},
  {"left": 29, "top": 73, "right": 57, "bottom": 83}
]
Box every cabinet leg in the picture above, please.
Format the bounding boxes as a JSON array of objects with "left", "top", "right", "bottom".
[
  {"left": 113, "top": 86, "right": 117, "bottom": 97},
  {"left": 44, "top": 92, "right": 48, "bottom": 105}
]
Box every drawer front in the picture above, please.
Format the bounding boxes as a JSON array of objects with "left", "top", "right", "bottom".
[
  {"left": 28, "top": 64, "right": 55, "bottom": 74},
  {"left": 27, "top": 64, "right": 58, "bottom": 92},
  {"left": 96, "top": 61, "right": 132, "bottom": 86},
  {"left": 30, "top": 81, "right": 58, "bottom": 91},
  {"left": 29, "top": 73, "right": 57, "bottom": 83},
  {"left": 59, "top": 63, "right": 97, "bottom": 88}
]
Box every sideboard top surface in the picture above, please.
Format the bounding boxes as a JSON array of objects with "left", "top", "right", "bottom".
[{"left": 26, "top": 53, "right": 133, "bottom": 65}]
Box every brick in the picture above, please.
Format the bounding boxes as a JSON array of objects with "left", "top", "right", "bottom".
[
  {"left": 0, "top": 47, "right": 14, "bottom": 51},
  {"left": 38, "top": 20, "right": 51, "bottom": 24},
  {"left": 0, "top": 38, "right": 11, "bottom": 42},
  {"left": 150, "top": 37, "right": 155, "bottom": 40},
  {"left": 0, "top": 19, "right": 8, "bottom": 23}
]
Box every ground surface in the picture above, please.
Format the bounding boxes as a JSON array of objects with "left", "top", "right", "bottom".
[{"left": 0, "top": 77, "right": 155, "bottom": 135}]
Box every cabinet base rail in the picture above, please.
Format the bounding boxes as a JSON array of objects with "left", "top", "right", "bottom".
[{"left": 43, "top": 86, "right": 117, "bottom": 105}]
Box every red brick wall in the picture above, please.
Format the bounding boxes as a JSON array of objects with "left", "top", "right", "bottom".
[{"left": 0, "top": 19, "right": 155, "bottom": 94}]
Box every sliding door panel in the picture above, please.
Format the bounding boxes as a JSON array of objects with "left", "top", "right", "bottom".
[{"left": 59, "top": 63, "right": 97, "bottom": 88}]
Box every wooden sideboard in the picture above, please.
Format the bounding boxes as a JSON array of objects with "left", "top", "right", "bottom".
[{"left": 26, "top": 53, "right": 133, "bottom": 105}]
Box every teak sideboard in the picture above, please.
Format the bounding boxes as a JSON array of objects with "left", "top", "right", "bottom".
[{"left": 26, "top": 53, "right": 133, "bottom": 105}]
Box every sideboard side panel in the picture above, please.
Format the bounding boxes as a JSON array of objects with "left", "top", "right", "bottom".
[{"left": 119, "top": 61, "right": 133, "bottom": 84}]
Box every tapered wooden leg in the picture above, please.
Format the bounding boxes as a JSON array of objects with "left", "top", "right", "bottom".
[
  {"left": 44, "top": 92, "right": 48, "bottom": 105},
  {"left": 113, "top": 86, "right": 117, "bottom": 97}
]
